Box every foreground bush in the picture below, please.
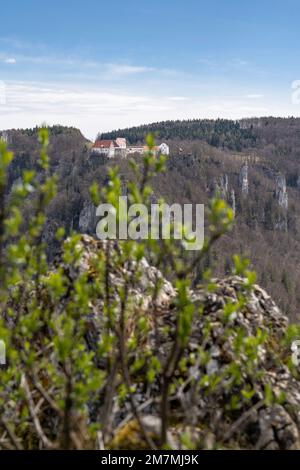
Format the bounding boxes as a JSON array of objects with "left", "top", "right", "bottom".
[{"left": 0, "top": 131, "right": 299, "bottom": 449}]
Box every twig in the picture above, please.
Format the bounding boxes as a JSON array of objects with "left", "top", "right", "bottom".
[
  {"left": 31, "top": 373, "right": 63, "bottom": 416},
  {"left": 117, "top": 261, "right": 157, "bottom": 450},
  {"left": 223, "top": 399, "right": 265, "bottom": 442},
  {"left": 0, "top": 418, "right": 23, "bottom": 450},
  {"left": 116, "top": 397, "right": 155, "bottom": 431},
  {"left": 21, "top": 374, "right": 57, "bottom": 449},
  {"left": 97, "top": 430, "right": 105, "bottom": 450},
  {"left": 61, "top": 366, "right": 73, "bottom": 450}
]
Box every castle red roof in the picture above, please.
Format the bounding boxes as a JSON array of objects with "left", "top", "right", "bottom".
[{"left": 93, "top": 140, "right": 119, "bottom": 149}]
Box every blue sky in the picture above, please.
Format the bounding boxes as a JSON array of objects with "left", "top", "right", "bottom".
[{"left": 0, "top": 0, "right": 300, "bottom": 138}]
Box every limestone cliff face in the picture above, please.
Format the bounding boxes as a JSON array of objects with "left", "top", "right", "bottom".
[
  {"left": 230, "top": 188, "right": 236, "bottom": 215},
  {"left": 221, "top": 164, "right": 289, "bottom": 231},
  {"left": 274, "top": 174, "right": 288, "bottom": 231},
  {"left": 210, "top": 174, "right": 228, "bottom": 200},
  {"left": 238, "top": 163, "right": 249, "bottom": 195},
  {"left": 78, "top": 200, "right": 97, "bottom": 234},
  {"left": 0, "top": 131, "right": 8, "bottom": 143},
  {"left": 210, "top": 176, "right": 235, "bottom": 215},
  {"left": 219, "top": 174, "right": 229, "bottom": 199},
  {"left": 275, "top": 174, "right": 288, "bottom": 210}
]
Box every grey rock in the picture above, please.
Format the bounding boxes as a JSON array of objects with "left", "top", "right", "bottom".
[
  {"left": 275, "top": 174, "right": 288, "bottom": 210},
  {"left": 52, "top": 236, "right": 300, "bottom": 449},
  {"left": 210, "top": 174, "right": 229, "bottom": 200},
  {"left": 78, "top": 200, "right": 97, "bottom": 234},
  {"left": 239, "top": 163, "right": 249, "bottom": 195},
  {"left": 230, "top": 188, "right": 236, "bottom": 215},
  {"left": 256, "top": 405, "right": 300, "bottom": 450}
]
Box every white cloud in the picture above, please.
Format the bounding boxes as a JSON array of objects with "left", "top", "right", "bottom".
[
  {"left": 245, "top": 93, "right": 263, "bottom": 99},
  {"left": 0, "top": 36, "right": 45, "bottom": 51},
  {"left": 104, "top": 63, "right": 154, "bottom": 77},
  {"left": 3, "top": 57, "right": 17, "bottom": 64},
  {"left": 1, "top": 53, "right": 99, "bottom": 68},
  {"left": 0, "top": 80, "right": 175, "bottom": 138},
  {"left": 167, "top": 96, "right": 189, "bottom": 101},
  {"left": 0, "top": 46, "right": 157, "bottom": 77},
  {"left": 0, "top": 52, "right": 153, "bottom": 76},
  {"left": 197, "top": 57, "right": 263, "bottom": 75},
  {"left": 0, "top": 80, "right": 298, "bottom": 140}
]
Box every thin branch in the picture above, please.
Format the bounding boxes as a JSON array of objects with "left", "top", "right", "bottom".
[
  {"left": 117, "top": 261, "right": 157, "bottom": 450},
  {"left": 31, "top": 372, "right": 63, "bottom": 416},
  {"left": 116, "top": 397, "right": 155, "bottom": 431},
  {"left": 97, "top": 430, "right": 105, "bottom": 450},
  {"left": 0, "top": 418, "right": 23, "bottom": 450},
  {"left": 223, "top": 399, "right": 265, "bottom": 442},
  {"left": 21, "top": 374, "right": 57, "bottom": 449}
]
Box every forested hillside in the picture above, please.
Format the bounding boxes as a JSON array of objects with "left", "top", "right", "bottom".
[
  {"left": 3, "top": 117, "right": 300, "bottom": 320},
  {"left": 101, "top": 116, "right": 300, "bottom": 153},
  {"left": 101, "top": 118, "right": 258, "bottom": 150}
]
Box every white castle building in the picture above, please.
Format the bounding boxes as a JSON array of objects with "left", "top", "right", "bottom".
[{"left": 91, "top": 138, "right": 169, "bottom": 158}]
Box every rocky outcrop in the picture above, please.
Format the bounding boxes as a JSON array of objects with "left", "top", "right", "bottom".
[
  {"left": 275, "top": 174, "right": 288, "bottom": 210},
  {"left": 230, "top": 188, "right": 236, "bottom": 215},
  {"left": 78, "top": 200, "right": 97, "bottom": 234},
  {"left": 210, "top": 176, "right": 235, "bottom": 215},
  {"left": 210, "top": 174, "right": 229, "bottom": 200},
  {"left": 219, "top": 174, "right": 229, "bottom": 199},
  {"left": 239, "top": 163, "right": 249, "bottom": 195},
  {"left": 57, "top": 235, "right": 300, "bottom": 450},
  {"left": 185, "top": 278, "right": 299, "bottom": 449},
  {"left": 0, "top": 131, "right": 8, "bottom": 143},
  {"left": 274, "top": 174, "right": 288, "bottom": 231}
]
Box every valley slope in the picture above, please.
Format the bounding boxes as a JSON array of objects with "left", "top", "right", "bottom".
[{"left": 3, "top": 117, "right": 300, "bottom": 320}]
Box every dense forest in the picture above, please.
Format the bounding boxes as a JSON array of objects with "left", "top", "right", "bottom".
[
  {"left": 101, "top": 118, "right": 258, "bottom": 150},
  {"left": 101, "top": 116, "right": 300, "bottom": 152}
]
